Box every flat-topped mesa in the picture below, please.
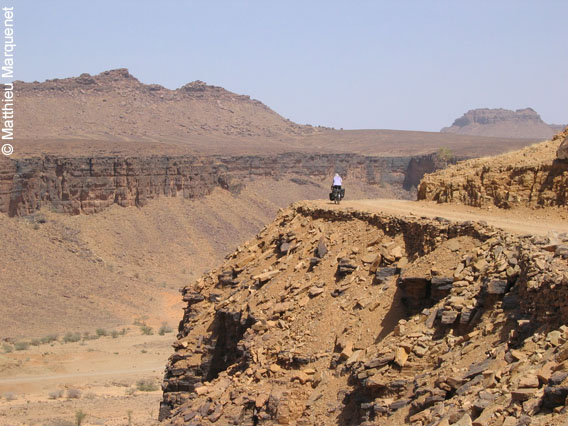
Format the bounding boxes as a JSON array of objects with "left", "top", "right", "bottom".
[
  {"left": 441, "top": 108, "right": 564, "bottom": 139},
  {"left": 160, "top": 202, "right": 568, "bottom": 425},
  {"left": 418, "top": 128, "right": 568, "bottom": 209}
]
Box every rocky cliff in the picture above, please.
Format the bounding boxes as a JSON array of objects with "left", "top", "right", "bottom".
[
  {"left": 441, "top": 108, "right": 564, "bottom": 139},
  {"left": 0, "top": 152, "right": 447, "bottom": 217},
  {"left": 160, "top": 202, "right": 568, "bottom": 425},
  {"left": 418, "top": 129, "right": 568, "bottom": 209}
]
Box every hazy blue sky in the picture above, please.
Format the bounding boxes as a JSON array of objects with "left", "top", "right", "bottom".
[{"left": 13, "top": 1, "right": 567, "bottom": 131}]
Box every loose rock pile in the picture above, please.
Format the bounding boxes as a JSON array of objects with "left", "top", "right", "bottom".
[{"left": 160, "top": 202, "right": 568, "bottom": 425}]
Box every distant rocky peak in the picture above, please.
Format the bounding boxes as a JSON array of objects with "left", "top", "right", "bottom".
[
  {"left": 442, "top": 107, "right": 563, "bottom": 139},
  {"left": 451, "top": 108, "right": 545, "bottom": 128}
]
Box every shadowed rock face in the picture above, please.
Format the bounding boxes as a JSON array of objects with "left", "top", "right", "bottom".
[
  {"left": 441, "top": 108, "right": 564, "bottom": 139},
  {"left": 0, "top": 152, "right": 444, "bottom": 217}
]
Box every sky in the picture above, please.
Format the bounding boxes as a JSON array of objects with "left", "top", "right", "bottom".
[{"left": 11, "top": 0, "right": 568, "bottom": 131}]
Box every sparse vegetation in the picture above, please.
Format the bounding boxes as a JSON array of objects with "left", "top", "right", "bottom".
[
  {"left": 133, "top": 315, "right": 148, "bottom": 326},
  {"left": 84, "top": 391, "right": 96, "bottom": 400},
  {"left": 137, "top": 317, "right": 147, "bottom": 326},
  {"left": 136, "top": 379, "right": 158, "bottom": 392},
  {"left": 30, "top": 338, "right": 41, "bottom": 346},
  {"left": 40, "top": 334, "right": 58, "bottom": 344},
  {"left": 111, "top": 330, "right": 119, "bottom": 338},
  {"left": 125, "top": 387, "right": 136, "bottom": 396},
  {"left": 3, "top": 392, "right": 16, "bottom": 401},
  {"left": 66, "top": 388, "right": 81, "bottom": 399},
  {"left": 48, "top": 389, "right": 64, "bottom": 399},
  {"left": 96, "top": 328, "right": 108, "bottom": 337},
  {"left": 75, "top": 410, "right": 87, "bottom": 426},
  {"left": 14, "top": 341, "right": 30, "bottom": 351},
  {"left": 159, "top": 322, "right": 173, "bottom": 335},
  {"left": 2, "top": 343, "right": 13, "bottom": 353},
  {"left": 140, "top": 325, "right": 153, "bottom": 335},
  {"left": 82, "top": 332, "right": 99, "bottom": 341},
  {"left": 437, "top": 146, "right": 455, "bottom": 162},
  {"left": 63, "top": 332, "right": 81, "bottom": 343}
]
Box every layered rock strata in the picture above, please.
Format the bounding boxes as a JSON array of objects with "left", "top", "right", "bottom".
[
  {"left": 160, "top": 202, "right": 568, "bottom": 425},
  {"left": 0, "top": 152, "right": 444, "bottom": 217}
]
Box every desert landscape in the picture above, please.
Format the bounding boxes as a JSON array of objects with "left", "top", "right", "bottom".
[
  {"left": 1, "top": 3, "right": 567, "bottom": 424},
  {"left": 1, "top": 66, "right": 567, "bottom": 425}
]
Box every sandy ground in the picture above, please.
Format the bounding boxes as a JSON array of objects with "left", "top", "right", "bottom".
[
  {"left": 0, "top": 329, "right": 173, "bottom": 425},
  {"left": 311, "top": 199, "right": 568, "bottom": 237}
]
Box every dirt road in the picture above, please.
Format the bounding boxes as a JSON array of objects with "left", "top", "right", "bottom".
[{"left": 311, "top": 199, "right": 568, "bottom": 237}]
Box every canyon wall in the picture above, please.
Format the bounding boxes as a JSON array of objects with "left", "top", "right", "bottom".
[{"left": 0, "top": 152, "right": 444, "bottom": 217}]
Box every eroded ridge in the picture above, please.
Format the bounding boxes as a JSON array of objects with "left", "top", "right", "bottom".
[{"left": 160, "top": 202, "right": 568, "bottom": 425}]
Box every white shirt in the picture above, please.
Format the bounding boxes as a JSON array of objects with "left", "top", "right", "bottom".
[{"left": 333, "top": 175, "right": 342, "bottom": 186}]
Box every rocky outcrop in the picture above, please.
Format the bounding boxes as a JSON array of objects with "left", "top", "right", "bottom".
[
  {"left": 0, "top": 152, "right": 444, "bottom": 217},
  {"left": 160, "top": 202, "right": 568, "bottom": 425},
  {"left": 555, "top": 127, "right": 568, "bottom": 160},
  {"left": 441, "top": 108, "right": 564, "bottom": 139},
  {"left": 418, "top": 131, "right": 568, "bottom": 208}
]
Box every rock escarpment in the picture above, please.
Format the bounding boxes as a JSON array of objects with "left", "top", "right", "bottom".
[
  {"left": 418, "top": 129, "right": 568, "bottom": 208},
  {"left": 0, "top": 152, "right": 445, "bottom": 217},
  {"left": 441, "top": 108, "right": 564, "bottom": 139},
  {"left": 160, "top": 202, "right": 568, "bottom": 425}
]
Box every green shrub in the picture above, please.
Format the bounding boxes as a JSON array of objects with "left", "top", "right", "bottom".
[
  {"left": 437, "top": 146, "right": 455, "bottom": 162},
  {"left": 140, "top": 325, "right": 153, "bottom": 335},
  {"left": 30, "top": 338, "right": 41, "bottom": 346},
  {"left": 63, "top": 332, "right": 81, "bottom": 343},
  {"left": 14, "top": 341, "right": 29, "bottom": 351},
  {"left": 2, "top": 343, "right": 13, "bottom": 353},
  {"left": 158, "top": 323, "right": 173, "bottom": 336},
  {"left": 82, "top": 332, "right": 99, "bottom": 341},
  {"left": 111, "top": 330, "right": 119, "bottom": 339},
  {"left": 75, "top": 410, "right": 87, "bottom": 426},
  {"left": 40, "top": 334, "right": 58, "bottom": 344},
  {"left": 96, "top": 328, "right": 108, "bottom": 337},
  {"left": 136, "top": 379, "right": 158, "bottom": 392}
]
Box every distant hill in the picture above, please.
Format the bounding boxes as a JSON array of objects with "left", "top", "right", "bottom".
[
  {"left": 12, "top": 69, "right": 541, "bottom": 158},
  {"left": 441, "top": 108, "right": 564, "bottom": 139},
  {"left": 15, "top": 68, "right": 320, "bottom": 141}
]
